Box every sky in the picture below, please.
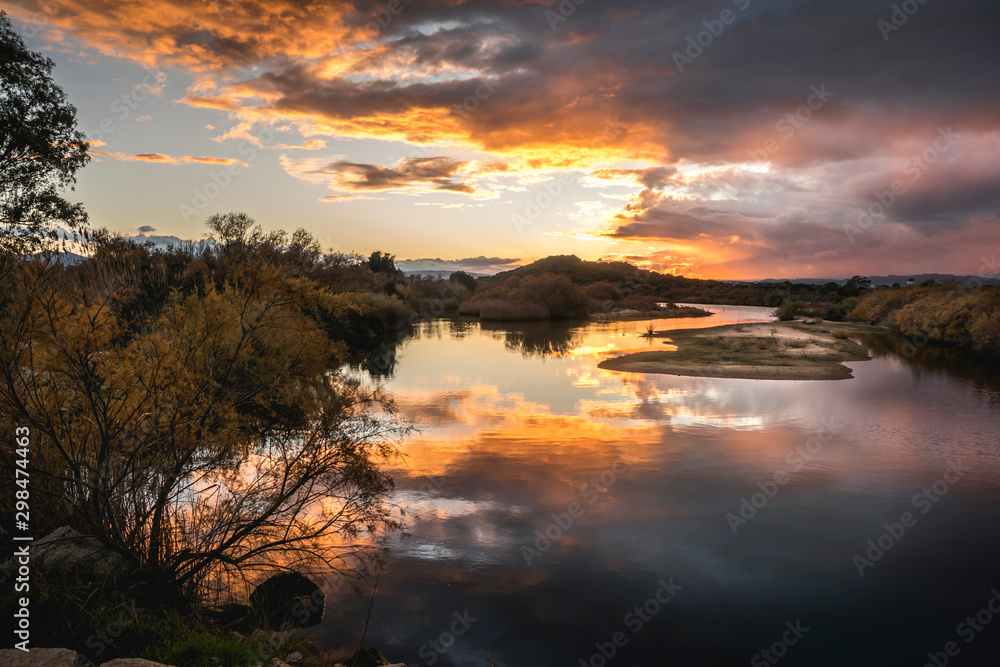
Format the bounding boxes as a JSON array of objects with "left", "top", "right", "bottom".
[{"left": 3, "top": 0, "right": 999, "bottom": 279}]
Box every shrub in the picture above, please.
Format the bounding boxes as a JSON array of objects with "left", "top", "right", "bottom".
[
  {"left": 477, "top": 300, "right": 550, "bottom": 321},
  {"left": 775, "top": 301, "right": 806, "bottom": 320}
]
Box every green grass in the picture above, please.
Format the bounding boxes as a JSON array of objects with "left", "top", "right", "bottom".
[{"left": 0, "top": 578, "right": 283, "bottom": 666}]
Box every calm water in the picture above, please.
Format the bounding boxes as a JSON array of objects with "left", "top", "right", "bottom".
[{"left": 317, "top": 306, "right": 1000, "bottom": 666}]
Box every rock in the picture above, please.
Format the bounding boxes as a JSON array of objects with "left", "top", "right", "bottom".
[
  {"left": 284, "top": 653, "right": 303, "bottom": 664},
  {"left": 248, "top": 572, "right": 325, "bottom": 630},
  {"left": 98, "top": 660, "right": 176, "bottom": 667},
  {"left": 21, "top": 527, "right": 128, "bottom": 580},
  {"left": 0, "top": 648, "right": 78, "bottom": 666}
]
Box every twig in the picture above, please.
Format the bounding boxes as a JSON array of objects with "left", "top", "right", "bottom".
[{"left": 351, "top": 566, "right": 382, "bottom": 667}]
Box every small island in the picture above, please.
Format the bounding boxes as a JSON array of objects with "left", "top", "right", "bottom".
[
  {"left": 593, "top": 304, "right": 713, "bottom": 321},
  {"left": 599, "top": 320, "right": 887, "bottom": 380}
]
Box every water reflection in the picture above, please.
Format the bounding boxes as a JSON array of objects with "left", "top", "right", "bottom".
[
  {"left": 314, "top": 306, "right": 1000, "bottom": 667},
  {"left": 857, "top": 332, "right": 1000, "bottom": 403},
  {"left": 478, "top": 318, "right": 587, "bottom": 358}
]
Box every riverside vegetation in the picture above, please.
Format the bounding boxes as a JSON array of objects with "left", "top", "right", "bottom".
[{"left": 0, "top": 215, "right": 419, "bottom": 665}]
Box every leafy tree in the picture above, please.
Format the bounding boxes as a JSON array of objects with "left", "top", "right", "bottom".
[
  {"left": 1, "top": 11, "right": 89, "bottom": 252},
  {"left": 367, "top": 250, "right": 398, "bottom": 275},
  {"left": 0, "top": 222, "right": 407, "bottom": 602},
  {"left": 841, "top": 275, "right": 872, "bottom": 297},
  {"left": 449, "top": 270, "right": 476, "bottom": 291}
]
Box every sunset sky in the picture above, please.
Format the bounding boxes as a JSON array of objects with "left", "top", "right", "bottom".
[{"left": 4, "top": 0, "right": 999, "bottom": 278}]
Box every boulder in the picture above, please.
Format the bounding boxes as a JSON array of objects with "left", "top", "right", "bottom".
[
  {"left": 248, "top": 572, "right": 325, "bottom": 630},
  {"left": 0, "top": 648, "right": 78, "bottom": 666},
  {"left": 25, "top": 527, "right": 128, "bottom": 580}
]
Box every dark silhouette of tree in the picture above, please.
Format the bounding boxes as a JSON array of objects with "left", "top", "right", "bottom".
[
  {"left": 449, "top": 270, "right": 476, "bottom": 291},
  {"left": 205, "top": 211, "right": 256, "bottom": 246},
  {"left": 367, "top": 250, "right": 397, "bottom": 275},
  {"left": 1, "top": 11, "right": 89, "bottom": 252},
  {"left": 841, "top": 275, "right": 872, "bottom": 297}
]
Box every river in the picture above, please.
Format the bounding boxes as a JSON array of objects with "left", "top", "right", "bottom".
[{"left": 317, "top": 305, "right": 1000, "bottom": 666}]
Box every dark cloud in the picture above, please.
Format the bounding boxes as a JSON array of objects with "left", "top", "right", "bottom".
[
  {"left": 312, "top": 156, "right": 473, "bottom": 192},
  {"left": 14, "top": 0, "right": 1000, "bottom": 275}
]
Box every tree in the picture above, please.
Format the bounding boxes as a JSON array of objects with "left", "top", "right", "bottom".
[
  {"left": 0, "top": 227, "right": 405, "bottom": 602},
  {"left": 205, "top": 211, "right": 256, "bottom": 246},
  {"left": 841, "top": 275, "right": 872, "bottom": 297},
  {"left": 449, "top": 270, "right": 476, "bottom": 291},
  {"left": 1, "top": 11, "right": 89, "bottom": 252},
  {"left": 367, "top": 250, "right": 397, "bottom": 275}
]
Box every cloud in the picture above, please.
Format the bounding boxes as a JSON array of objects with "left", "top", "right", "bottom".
[
  {"left": 12, "top": 0, "right": 1000, "bottom": 276},
  {"left": 89, "top": 150, "right": 246, "bottom": 166},
  {"left": 281, "top": 154, "right": 517, "bottom": 198},
  {"left": 137, "top": 225, "right": 156, "bottom": 233},
  {"left": 320, "top": 194, "right": 384, "bottom": 202},
  {"left": 273, "top": 139, "right": 327, "bottom": 150}
]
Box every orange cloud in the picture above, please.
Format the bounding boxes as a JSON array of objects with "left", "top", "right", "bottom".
[{"left": 90, "top": 150, "right": 245, "bottom": 166}]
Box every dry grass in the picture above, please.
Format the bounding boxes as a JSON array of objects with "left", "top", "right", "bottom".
[{"left": 600, "top": 320, "right": 878, "bottom": 380}]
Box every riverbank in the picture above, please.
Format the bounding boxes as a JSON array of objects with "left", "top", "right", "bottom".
[{"left": 598, "top": 320, "right": 886, "bottom": 380}]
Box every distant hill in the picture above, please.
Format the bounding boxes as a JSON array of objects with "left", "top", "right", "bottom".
[
  {"left": 123, "top": 234, "right": 216, "bottom": 253},
  {"left": 749, "top": 274, "right": 1000, "bottom": 287},
  {"left": 31, "top": 250, "right": 87, "bottom": 265},
  {"left": 481, "top": 255, "right": 663, "bottom": 287},
  {"left": 471, "top": 255, "right": 1000, "bottom": 312},
  {"left": 403, "top": 270, "right": 486, "bottom": 280},
  {"left": 490, "top": 256, "right": 1000, "bottom": 289}
]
